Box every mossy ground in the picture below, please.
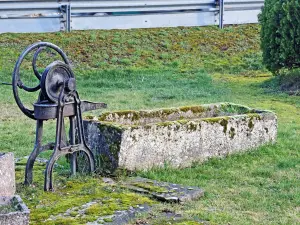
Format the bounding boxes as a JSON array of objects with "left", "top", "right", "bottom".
[
  {"left": 15, "top": 162, "right": 155, "bottom": 225},
  {"left": 0, "top": 25, "right": 299, "bottom": 224}
]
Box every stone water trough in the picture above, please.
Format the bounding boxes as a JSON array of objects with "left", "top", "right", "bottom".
[{"left": 84, "top": 103, "right": 277, "bottom": 172}]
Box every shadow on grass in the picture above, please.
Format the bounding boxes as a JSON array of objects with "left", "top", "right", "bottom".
[{"left": 261, "top": 72, "right": 300, "bottom": 95}]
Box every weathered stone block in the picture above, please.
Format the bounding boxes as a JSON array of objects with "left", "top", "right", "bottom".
[
  {"left": 84, "top": 103, "right": 277, "bottom": 172},
  {"left": 0, "top": 196, "right": 30, "bottom": 225},
  {"left": 0, "top": 153, "right": 15, "bottom": 196},
  {"left": 0, "top": 153, "right": 30, "bottom": 225}
]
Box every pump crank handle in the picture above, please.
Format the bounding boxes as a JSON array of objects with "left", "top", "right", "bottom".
[
  {"left": 34, "top": 101, "right": 107, "bottom": 120},
  {"left": 1, "top": 82, "right": 12, "bottom": 86},
  {"left": 81, "top": 101, "right": 107, "bottom": 113}
]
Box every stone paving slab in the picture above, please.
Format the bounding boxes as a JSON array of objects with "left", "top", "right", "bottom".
[
  {"left": 124, "top": 177, "right": 204, "bottom": 203},
  {"left": 104, "top": 204, "right": 151, "bottom": 225}
]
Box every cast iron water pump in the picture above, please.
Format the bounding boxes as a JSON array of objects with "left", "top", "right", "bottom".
[{"left": 11, "top": 42, "right": 106, "bottom": 191}]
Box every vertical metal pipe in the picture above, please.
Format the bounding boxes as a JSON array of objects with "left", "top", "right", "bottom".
[
  {"left": 66, "top": 4, "right": 71, "bottom": 32},
  {"left": 219, "top": 0, "right": 224, "bottom": 29},
  {"left": 61, "top": 4, "right": 71, "bottom": 32}
]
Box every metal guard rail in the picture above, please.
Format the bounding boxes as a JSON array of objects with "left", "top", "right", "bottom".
[{"left": 0, "top": 0, "right": 264, "bottom": 33}]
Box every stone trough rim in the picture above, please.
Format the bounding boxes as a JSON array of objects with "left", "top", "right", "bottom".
[{"left": 84, "top": 102, "right": 276, "bottom": 129}]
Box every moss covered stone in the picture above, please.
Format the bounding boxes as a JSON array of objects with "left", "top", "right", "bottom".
[
  {"left": 179, "top": 105, "right": 206, "bottom": 114},
  {"left": 187, "top": 122, "right": 198, "bottom": 131},
  {"left": 202, "top": 117, "right": 229, "bottom": 133},
  {"left": 0, "top": 202, "right": 15, "bottom": 214},
  {"left": 220, "top": 119, "right": 229, "bottom": 133},
  {"left": 98, "top": 122, "right": 125, "bottom": 132},
  {"left": 229, "top": 127, "right": 236, "bottom": 139},
  {"left": 131, "top": 182, "right": 168, "bottom": 193},
  {"left": 248, "top": 119, "right": 254, "bottom": 130},
  {"left": 247, "top": 113, "right": 262, "bottom": 120},
  {"left": 156, "top": 121, "right": 178, "bottom": 127}
]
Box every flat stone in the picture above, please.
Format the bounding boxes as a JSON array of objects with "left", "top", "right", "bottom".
[
  {"left": 0, "top": 153, "right": 15, "bottom": 197},
  {"left": 105, "top": 204, "right": 151, "bottom": 225},
  {"left": 124, "top": 177, "right": 204, "bottom": 203},
  {"left": 102, "top": 177, "right": 116, "bottom": 185},
  {"left": 155, "top": 195, "right": 179, "bottom": 203}
]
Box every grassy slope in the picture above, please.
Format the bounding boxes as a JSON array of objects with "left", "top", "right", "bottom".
[
  {"left": 0, "top": 25, "right": 299, "bottom": 224},
  {"left": 0, "top": 25, "right": 263, "bottom": 74}
]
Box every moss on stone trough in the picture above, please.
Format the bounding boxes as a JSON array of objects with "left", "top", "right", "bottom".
[
  {"left": 98, "top": 105, "right": 207, "bottom": 124},
  {"left": 178, "top": 105, "right": 206, "bottom": 114},
  {"left": 92, "top": 103, "right": 258, "bottom": 131},
  {"left": 247, "top": 113, "right": 262, "bottom": 130},
  {"left": 229, "top": 127, "right": 236, "bottom": 139},
  {"left": 96, "top": 105, "right": 213, "bottom": 127},
  {"left": 202, "top": 117, "right": 229, "bottom": 133}
]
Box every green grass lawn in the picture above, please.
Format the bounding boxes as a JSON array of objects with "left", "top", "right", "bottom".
[{"left": 0, "top": 25, "right": 299, "bottom": 224}]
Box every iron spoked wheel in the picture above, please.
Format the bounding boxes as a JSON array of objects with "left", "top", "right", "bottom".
[{"left": 12, "top": 42, "right": 70, "bottom": 119}]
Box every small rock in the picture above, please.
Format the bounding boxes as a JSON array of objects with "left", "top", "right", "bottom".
[{"left": 102, "top": 177, "right": 115, "bottom": 185}]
